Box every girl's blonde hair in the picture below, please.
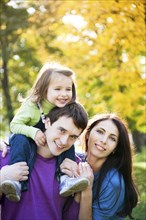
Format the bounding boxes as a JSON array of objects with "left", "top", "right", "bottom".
[{"left": 27, "top": 62, "right": 76, "bottom": 103}]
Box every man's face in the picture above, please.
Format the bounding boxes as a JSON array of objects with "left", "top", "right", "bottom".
[{"left": 45, "top": 116, "right": 82, "bottom": 157}]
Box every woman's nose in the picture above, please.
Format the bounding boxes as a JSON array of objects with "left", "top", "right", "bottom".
[{"left": 101, "top": 135, "right": 108, "bottom": 144}]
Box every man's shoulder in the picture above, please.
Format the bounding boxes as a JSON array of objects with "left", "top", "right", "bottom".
[{"left": 75, "top": 152, "right": 86, "bottom": 163}]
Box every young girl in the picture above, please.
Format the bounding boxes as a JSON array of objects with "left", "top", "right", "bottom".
[{"left": 1, "top": 62, "right": 88, "bottom": 202}]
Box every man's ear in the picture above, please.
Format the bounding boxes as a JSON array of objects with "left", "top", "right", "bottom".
[{"left": 45, "top": 117, "right": 51, "bottom": 129}]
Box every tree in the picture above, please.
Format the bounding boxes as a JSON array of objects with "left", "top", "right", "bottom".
[
  {"left": 1, "top": 0, "right": 145, "bottom": 151},
  {"left": 48, "top": 0, "right": 145, "bottom": 150},
  {"left": 0, "top": 0, "right": 30, "bottom": 123}
]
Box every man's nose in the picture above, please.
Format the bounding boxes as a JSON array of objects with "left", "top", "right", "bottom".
[{"left": 60, "top": 135, "right": 68, "bottom": 146}]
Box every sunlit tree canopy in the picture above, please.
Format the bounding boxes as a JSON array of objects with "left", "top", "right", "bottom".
[{"left": 0, "top": 0, "right": 145, "bottom": 150}]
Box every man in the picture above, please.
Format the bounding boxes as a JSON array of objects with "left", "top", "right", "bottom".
[{"left": 0, "top": 102, "right": 88, "bottom": 220}]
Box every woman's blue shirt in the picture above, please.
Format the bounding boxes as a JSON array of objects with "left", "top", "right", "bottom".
[{"left": 92, "top": 168, "right": 125, "bottom": 220}]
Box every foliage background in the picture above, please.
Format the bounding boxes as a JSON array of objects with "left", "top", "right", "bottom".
[{"left": 0, "top": 0, "right": 146, "bottom": 218}]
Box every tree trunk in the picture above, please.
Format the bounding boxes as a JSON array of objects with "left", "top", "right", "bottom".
[
  {"left": 1, "top": 60, "right": 14, "bottom": 123},
  {"left": 131, "top": 130, "right": 146, "bottom": 152}
]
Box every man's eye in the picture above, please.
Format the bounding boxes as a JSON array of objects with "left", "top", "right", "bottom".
[
  {"left": 70, "top": 136, "right": 77, "bottom": 140},
  {"left": 59, "top": 128, "right": 65, "bottom": 133}
]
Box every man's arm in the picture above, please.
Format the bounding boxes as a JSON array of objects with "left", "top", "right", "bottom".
[
  {"left": 60, "top": 158, "right": 79, "bottom": 177},
  {"left": 0, "top": 162, "right": 29, "bottom": 200},
  {"left": 0, "top": 162, "right": 29, "bottom": 183}
]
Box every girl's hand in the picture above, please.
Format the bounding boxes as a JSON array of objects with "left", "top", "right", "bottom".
[
  {"left": 60, "top": 158, "right": 79, "bottom": 177},
  {"left": 34, "top": 130, "right": 46, "bottom": 146},
  {"left": 1, "top": 162, "right": 29, "bottom": 182}
]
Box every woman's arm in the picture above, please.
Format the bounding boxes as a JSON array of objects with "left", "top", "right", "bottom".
[
  {"left": 77, "top": 162, "right": 94, "bottom": 220},
  {"left": 92, "top": 170, "right": 125, "bottom": 219},
  {"left": 60, "top": 159, "right": 94, "bottom": 220}
]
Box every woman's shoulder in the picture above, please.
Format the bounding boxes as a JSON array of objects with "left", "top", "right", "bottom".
[{"left": 105, "top": 168, "right": 125, "bottom": 189}]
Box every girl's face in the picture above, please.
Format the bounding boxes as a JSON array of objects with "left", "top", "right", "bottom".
[
  {"left": 87, "top": 120, "right": 119, "bottom": 160},
  {"left": 46, "top": 73, "right": 73, "bottom": 107}
]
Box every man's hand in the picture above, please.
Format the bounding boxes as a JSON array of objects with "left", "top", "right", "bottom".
[
  {"left": 60, "top": 158, "right": 79, "bottom": 177},
  {"left": 1, "top": 162, "right": 29, "bottom": 182}
]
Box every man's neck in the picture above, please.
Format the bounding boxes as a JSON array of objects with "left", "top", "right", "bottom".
[{"left": 37, "top": 145, "right": 54, "bottom": 159}]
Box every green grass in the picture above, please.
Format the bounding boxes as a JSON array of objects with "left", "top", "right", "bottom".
[{"left": 125, "top": 147, "right": 146, "bottom": 220}]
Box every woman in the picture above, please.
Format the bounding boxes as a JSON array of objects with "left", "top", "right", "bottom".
[{"left": 61, "top": 113, "right": 138, "bottom": 219}]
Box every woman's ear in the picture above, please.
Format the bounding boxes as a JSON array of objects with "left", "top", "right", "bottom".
[{"left": 45, "top": 117, "right": 50, "bottom": 129}]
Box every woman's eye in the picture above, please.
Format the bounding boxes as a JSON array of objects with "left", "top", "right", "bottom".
[
  {"left": 110, "top": 136, "right": 116, "bottom": 142},
  {"left": 96, "top": 130, "right": 103, "bottom": 134}
]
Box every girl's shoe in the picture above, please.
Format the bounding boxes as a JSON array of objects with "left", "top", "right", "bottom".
[
  {"left": 59, "top": 176, "right": 89, "bottom": 197},
  {"left": 1, "top": 180, "right": 21, "bottom": 202}
]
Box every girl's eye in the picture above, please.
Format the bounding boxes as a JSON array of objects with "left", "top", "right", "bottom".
[
  {"left": 55, "top": 88, "right": 60, "bottom": 91},
  {"left": 66, "top": 88, "right": 72, "bottom": 91}
]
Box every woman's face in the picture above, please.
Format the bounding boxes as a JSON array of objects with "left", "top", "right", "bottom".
[{"left": 87, "top": 119, "right": 119, "bottom": 160}]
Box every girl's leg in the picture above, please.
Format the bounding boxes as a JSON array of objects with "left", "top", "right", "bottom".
[{"left": 9, "top": 134, "right": 36, "bottom": 191}]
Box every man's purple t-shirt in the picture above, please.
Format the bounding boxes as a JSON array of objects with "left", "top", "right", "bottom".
[{"left": 0, "top": 151, "right": 80, "bottom": 220}]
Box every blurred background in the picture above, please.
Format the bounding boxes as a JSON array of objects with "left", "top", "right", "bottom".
[{"left": 0, "top": 0, "right": 145, "bottom": 219}]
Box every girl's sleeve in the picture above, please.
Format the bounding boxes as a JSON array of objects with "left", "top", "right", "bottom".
[
  {"left": 92, "top": 172, "right": 125, "bottom": 220},
  {"left": 10, "top": 101, "right": 40, "bottom": 140},
  {"left": 63, "top": 198, "right": 80, "bottom": 220}
]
